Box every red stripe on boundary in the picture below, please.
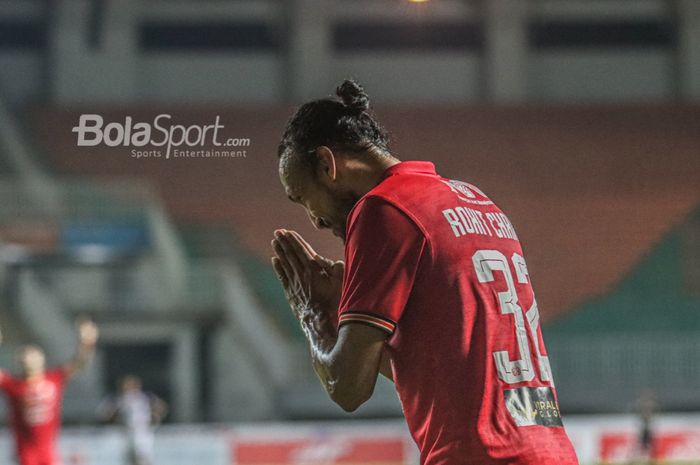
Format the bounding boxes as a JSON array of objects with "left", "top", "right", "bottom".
[{"left": 339, "top": 312, "right": 396, "bottom": 334}]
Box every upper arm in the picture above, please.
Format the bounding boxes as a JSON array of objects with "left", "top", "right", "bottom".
[
  {"left": 324, "top": 198, "right": 425, "bottom": 411},
  {"left": 61, "top": 363, "right": 77, "bottom": 380},
  {"left": 338, "top": 196, "right": 427, "bottom": 333},
  {"left": 62, "top": 352, "right": 90, "bottom": 380},
  {"left": 325, "top": 323, "right": 389, "bottom": 412},
  {"left": 0, "top": 369, "right": 14, "bottom": 392}
]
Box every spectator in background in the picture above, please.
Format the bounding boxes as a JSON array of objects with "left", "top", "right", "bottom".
[
  {"left": 636, "top": 389, "right": 658, "bottom": 465},
  {"left": 98, "top": 375, "right": 168, "bottom": 465},
  {"left": 0, "top": 320, "right": 99, "bottom": 465}
]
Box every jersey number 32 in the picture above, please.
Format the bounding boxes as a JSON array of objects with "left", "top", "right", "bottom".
[{"left": 472, "top": 250, "right": 554, "bottom": 385}]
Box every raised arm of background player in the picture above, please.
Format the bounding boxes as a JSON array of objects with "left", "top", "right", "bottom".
[
  {"left": 62, "top": 319, "right": 99, "bottom": 379},
  {"left": 272, "top": 230, "right": 392, "bottom": 412}
]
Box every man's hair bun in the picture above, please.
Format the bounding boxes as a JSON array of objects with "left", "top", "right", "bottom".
[
  {"left": 278, "top": 79, "right": 389, "bottom": 162},
  {"left": 336, "top": 79, "right": 370, "bottom": 113}
]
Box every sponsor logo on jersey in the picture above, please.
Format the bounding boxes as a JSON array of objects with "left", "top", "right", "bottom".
[{"left": 504, "top": 386, "right": 563, "bottom": 427}]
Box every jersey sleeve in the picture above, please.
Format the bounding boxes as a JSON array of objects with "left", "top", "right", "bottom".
[
  {"left": 47, "top": 368, "right": 68, "bottom": 389},
  {"left": 0, "top": 369, "right": 15, "bottom": 393},
  {"left": 338, "top": 196, "right": 427, "bottom": 336}
]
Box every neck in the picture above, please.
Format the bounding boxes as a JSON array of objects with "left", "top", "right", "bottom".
[{"left": 347, "top": 151, "right": 400, "bottom": 198}]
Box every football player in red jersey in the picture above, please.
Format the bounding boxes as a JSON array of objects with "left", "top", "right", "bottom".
[
  {"left": 271, "top": 80, "right": 579, "bottom": 465},
  {"left": 0, "top": 320, "right": 99, "bottom": 465}
]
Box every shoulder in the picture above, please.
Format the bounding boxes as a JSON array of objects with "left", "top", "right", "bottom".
[
  {"left": 355, "top": 172, "right": 469, "bottom": 232},
  {"left": 46, "top": 368, "right": 68, "bottom": 384},
  {"left": 0, "top": 369, "right": 17, "bottom": 389},
  {"left": 345, "top": 195, "right": 432, "bottom": 265},
  {"left": 348, "top": 195, "right": 425, "bottom": 237}
]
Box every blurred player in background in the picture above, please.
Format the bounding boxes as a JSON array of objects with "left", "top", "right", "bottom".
[
  {"left": 272, "top": 80, "right": 579, "bottom": 465},
  {"left": 97, "top": 374, "right": 168, "bottom": 465},
  {"left": 636, "top": 390, "right": 657, "bottom": 464},
  {"left": 0, "top": 320, "right": 98, "bottom": 465}
]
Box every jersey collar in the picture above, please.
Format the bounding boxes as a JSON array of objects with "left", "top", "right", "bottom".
[{"left": 381, "top": 161, "right": 437, "bottom": 180}]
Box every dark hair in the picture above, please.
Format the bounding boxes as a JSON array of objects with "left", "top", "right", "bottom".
[{"left": 277, "top": 79, "right": 390, "bottom": 166}]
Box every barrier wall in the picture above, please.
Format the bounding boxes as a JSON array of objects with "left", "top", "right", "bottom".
[{"left": 1, "top": 415, "right": 700, "bottom": 465}]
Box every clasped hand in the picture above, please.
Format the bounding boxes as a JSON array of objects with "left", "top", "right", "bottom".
[{"left": 271, "top": 229, "right": 344, "bottom": 330}]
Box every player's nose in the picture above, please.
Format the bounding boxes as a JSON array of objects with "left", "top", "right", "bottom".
[{"left": 307, "top": 211, "right": 327, "bottom": 230}]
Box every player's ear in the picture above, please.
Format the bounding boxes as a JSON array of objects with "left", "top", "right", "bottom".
[{"left": 314, "top": 146, "right": 337, "bottom": 182}]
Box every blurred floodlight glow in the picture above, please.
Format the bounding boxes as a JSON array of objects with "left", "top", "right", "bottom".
[{"left": 408, "top": 0, "right": 431, "bottom": 3}]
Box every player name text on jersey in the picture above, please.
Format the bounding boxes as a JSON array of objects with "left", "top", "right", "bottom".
[{"left": 442, "top": 207, "right": 519, "bottom": 240}]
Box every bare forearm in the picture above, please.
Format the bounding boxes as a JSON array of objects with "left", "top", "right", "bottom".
[
  {"left": 65, "top": 343, "right": 96, "bottom": 377},
  {"left": 379, "top": 349, "right": 394, "bottom": 382},
  {"left": 298, "top": 306, "right": 339, "bottom": 393},
  {"left": 298, "top": 312, "right": 386, "bottom": 412},
  {"left": 65, "top": 320, "right": 99, "bottom": 377}
]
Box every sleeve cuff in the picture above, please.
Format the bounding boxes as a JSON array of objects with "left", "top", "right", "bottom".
[{"left": 338, "top": 312, "right": 397, "bottom": 335}]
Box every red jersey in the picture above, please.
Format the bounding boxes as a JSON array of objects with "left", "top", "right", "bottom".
[
  {"left": 0, "top": 368, "right": 66, "bottom": 463},
  {"left": 338, "top": 161, "right": 579, "bottom": 465}
]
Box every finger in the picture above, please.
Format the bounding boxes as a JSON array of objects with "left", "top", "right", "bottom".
[
  {"left": 331, "top": 260, "right": 345, "bottom": 277},
  {"left": 288, "top": 231, "right": 334, "bottom": 270},
  {"left": 272, "top": 239, "right": 295, "bottom": 279},
  {"left": 271, "top": 256, "right": 284, "bottom": 283},
  {"left": 315, "top": 255, "right": 334, "bottom": 270},
  {"left": 276, "top": 234, "right": 307, "bottom": 276},
  {"left": 288, "top": 231, "right": 317, "bottom": 258},
  {"left": 272, "top": 238, "right": 295, "bottom": 277},
  {"left": 271, "top": 257, "right": 290, "bottom": 288},
  {"left": 284, "top": 232, "right": 325, "bottom": 276},
  {"left": 284, "top": 231, "right": 316, "bottom": 264}
]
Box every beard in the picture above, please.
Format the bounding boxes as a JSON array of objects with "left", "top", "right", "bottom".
[{"left": 325, "top": 185, "right": 360, "bottom": 244}]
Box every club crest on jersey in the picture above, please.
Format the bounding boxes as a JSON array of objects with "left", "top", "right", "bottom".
[
  {"left": 441, "top": 179, "right": 476, "bottom": 198},
  {"left": 440, "top": 180, "right": 494, "bottom": 206}
]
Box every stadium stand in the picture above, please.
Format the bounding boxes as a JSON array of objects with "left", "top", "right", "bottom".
[
  {"left": 0, "top": 96, "right": 300, "bottom": 422},
  {"left": 548, "top": 206, "right": 700, "bottom": 411},
  {"left": 24, "top": 104, "right": 700, "bottom": 415},
  {"left": 0, "top": 2, "right": 699, "bottom": 463},
  {"left": 29, "top": 104, "right": 700, "bottom": 322}
]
